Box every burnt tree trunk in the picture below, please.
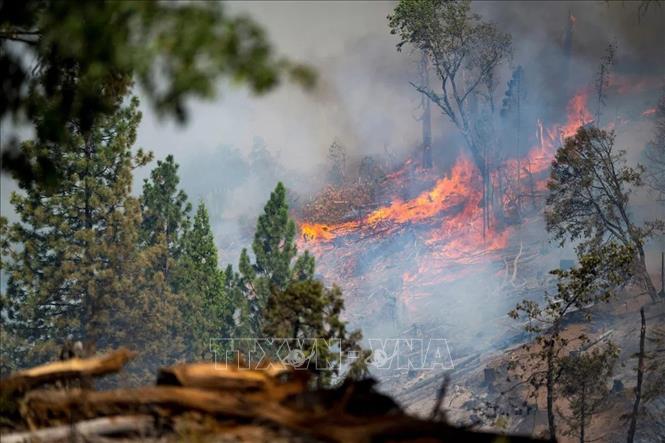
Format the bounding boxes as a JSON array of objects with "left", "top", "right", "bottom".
[
  {"left": 626, "top": 307, "right": 646, "bottom": 443},
  {"left": 579, "top": 381, "right": 586, "bottom": 443},
  {"left": 419, "top": 52, "right": 432, "bottom": 169},
  {"left": 636, "top": 244, "right": 657, "bottom": 302},
  {"left": 546, "top": 337, "right": 557, "bottom": 441}
]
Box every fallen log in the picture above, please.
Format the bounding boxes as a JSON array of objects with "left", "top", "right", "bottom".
[
  {"left": 0, "top": 348, "right": 137, "bottom": 396},
  {"left": 1, "top": 415, "right": 153, "bottom": 443},
  {"left": 19, "top": 386, "right": 303, "bottom": 430},
  {"left": 157, "top": 361, "right": 310, "bottom": 400},
  {"left": 17, "top": 382, "right": 546, "bottom": 443},
  {"left": 3, "top": 349, "right": 549, "bottom": 442}
]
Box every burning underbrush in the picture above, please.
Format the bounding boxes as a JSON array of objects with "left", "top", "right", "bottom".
[{"left": 293, "top": 91, "right": 594, "bottom": 345}]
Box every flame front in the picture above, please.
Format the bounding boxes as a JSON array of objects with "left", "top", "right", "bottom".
[{"left": 297, "top": 90, "right": 593, "bottom": 314}]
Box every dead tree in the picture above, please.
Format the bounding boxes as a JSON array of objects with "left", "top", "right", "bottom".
[
  {"left": 561, "top": 10, "right": 575, "bottom": 97},
  {"left": 594, "top": 43, "right": 617, "bottom": 126},
  {"left": 658, "top": 252, "right": 665, "bottom": 298},
  {"left": 501, "top": 66, "right": 527, "bottom": 216}
]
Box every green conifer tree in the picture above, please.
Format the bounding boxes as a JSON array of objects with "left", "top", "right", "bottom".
[
  {"left": 2, "top": 98, "right": 184, "bottom": 376},
  {"left": 263, "top": 280, "right": 369, "bottom": 386},
  {"left": 175, "top": 202, "right": 228, "bottom": 359},
  {"left": 140, "top": 154, "right": 191, "bottom": 284},
  {"left": 221, "top": 265, "right": 251, "bottom": 338},
  {"left": 237, "top": 182, "right": 314, "bottom": 333},
  {"left": 234, "top": 182, "right": 367, "bottom": 383}
]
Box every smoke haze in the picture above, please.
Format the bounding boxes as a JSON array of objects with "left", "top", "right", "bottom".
[{"left": 1, "top": 0, "right": 663, "bottom": 332}]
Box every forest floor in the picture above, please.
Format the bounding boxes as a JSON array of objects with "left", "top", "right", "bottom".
[{"left": 382, "top": 285, "right": 665, "bottom": 442}]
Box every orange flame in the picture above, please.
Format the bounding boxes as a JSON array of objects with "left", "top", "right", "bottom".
[{"left": 297, "top": 90, "right": 593, "bottom": 310}]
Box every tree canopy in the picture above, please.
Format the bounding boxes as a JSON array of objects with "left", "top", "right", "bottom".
[
  {"left": 388, "top": 0, "right": 511, "bottom": 176},
  {"left": 546, "top": 126, "right": 662, "bottom": 300},
  {"left": 1, "top": 98, "right": 185, "bottom": 377},
  {"left": 1, "top": 0, "right": 315, "bottom": 186}
]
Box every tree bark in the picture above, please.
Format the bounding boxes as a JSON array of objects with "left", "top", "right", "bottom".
[
  {"left": 580, "top": 381, "right": 586, "bottom": 443},
  {"left": 546, "top": 338, "right": 557, "bottom": 441},
  {"left": 626, "top": 307, "right": 646, "bottom": 443},
  {"left": 420, "top": 52, "right": 433, "bottom": 169},
  {"left": 636, "top": 244, "right": 657, "bottom": 302},
  {"left": 0, "top": 348, "right": 136, "bottom": 396}
]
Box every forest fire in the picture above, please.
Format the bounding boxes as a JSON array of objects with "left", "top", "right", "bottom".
[
  {"left": 297, "top": 90, "right": 593, "bottom": 305},
  {"left": 3, "top": 2, "right": 664, "bottom": 441}
]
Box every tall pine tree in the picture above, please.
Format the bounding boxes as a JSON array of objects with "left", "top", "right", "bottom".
[
  {"left": 175, "top": 202, "right": 228, "bottom": 360},
  {"left": 140, "top": 154, "right": 191, "bottom": 284},
  {"left": 136, "top": 155, "right": 194, "bottom": 367},
  {"left": 2, "top": 98, "right": 184, "bottom": 376}
]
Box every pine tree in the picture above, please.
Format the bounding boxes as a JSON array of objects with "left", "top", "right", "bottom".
[
  {"left": 252, "top": 182, "right": 297, "bottom": 287},
  {"left": 263, "top": 280, "right": 369, "bottom": 386},
  {"left": 501, "top": 66, "right": 527, "bottom": 158},
  {"left": 175, "top": 202, "right": 228, "bottom": 360},
  {"left": 327, "top": 141, "right": 347, "bottom": 185},
  {"left": 2, "top": 98, "right": 184, "bottom": 376},
  {"left": 0, "top": 216, "right": 25, "bottom": 375},
  {"left": 140, "top": 154, "right": 192, "bottom": 284},
  {"left": 237, "top": 182, "right": 313, "bottom": 333},
  {"left": 223, "top": 264, "right": 253, "bottom": 339},
  {"left": 1, "top": 1, "right": 316, "bottom": 187},
  {"left": 235, "top": 182, "right": 367, "bottom": 383},
  {"left": 137, "top": 154, "right": 195, "bottom": 369}
]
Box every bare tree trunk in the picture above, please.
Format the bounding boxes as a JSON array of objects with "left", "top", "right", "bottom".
[
  {"left": 420, "top": 52, "right": 433, "bottom": 169},
  {"left": 636, "top": 244, "right": 658, "bottom": 302},
  {"left": 580, "top": 381, "right": 586, "bottom": 443},
  {"left": 659, "top": 252, "right": 665, "bottom": 298},
  {"left": 2, "top": 416, "right": 153, "bottom": 443},
  {"left": 483, "top": 147, "right": 489, "bottom": 241},
  {"left": 546, "top": 338, "right": 557, "bottom": 440},
  {"left": 627, "top": 307, "right": 646, "bottom": 443}
]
